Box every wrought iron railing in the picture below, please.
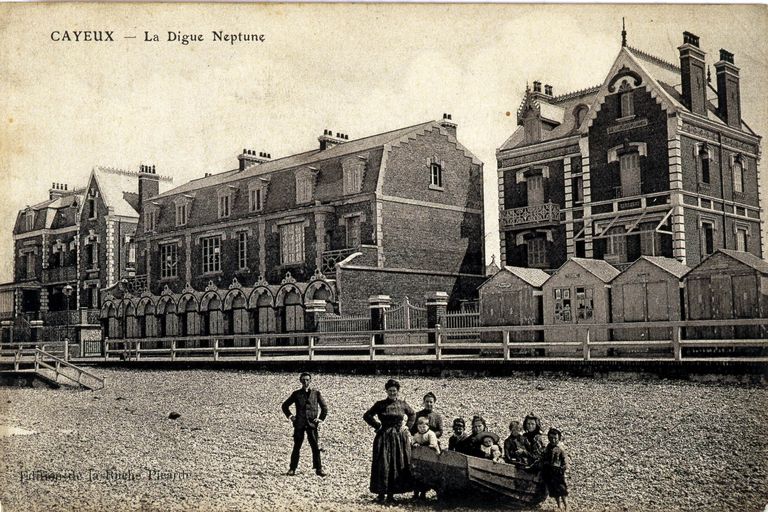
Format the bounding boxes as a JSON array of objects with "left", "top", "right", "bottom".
[
  {"left": 123, "top": 274, "right": 149, "bottom": 294},
  {"left": 500, "top": 202, "right": 560, "bottom": 229},
  {"left": 321, "top": 248, "right": 357, "bottom": 274},
  {"left": 42, "top": 266, "right": 77, "bottom": 283}
]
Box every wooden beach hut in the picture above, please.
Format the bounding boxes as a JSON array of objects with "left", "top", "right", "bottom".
[
  {"left": 610, "top": 256, "right": 690, "bottom": 341},
  {"left": 478, "top": 266, "right": 549, "bottom": 342},
  {"left": 684, "top": 249, "right": 768, "bottom": 339},
  {"left": 542, "top": 258, "right": 619, "bottom": 342}
]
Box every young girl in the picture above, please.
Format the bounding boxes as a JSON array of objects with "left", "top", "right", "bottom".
[
  {"left": 542, "top": 427, "right": 569, "bottom": 511},
  {"left": 503, "top": 420, "right": 528, "bottom": 464},
  {"left": 448, "top": 417, "right": 470, "bottom": 452},
  {"left": 476, "top": 432, "right": 502, "bottom": 462},
  {"left": 522, "top": 413, "right": 546, "bottom": 463}
]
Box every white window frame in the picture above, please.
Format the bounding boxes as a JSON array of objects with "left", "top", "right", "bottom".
[
  {"left": 159, "top": 243, "right": 178, "bottom": 279},
  {"left": 217, "top": 192, "right": 231, "bottom": 219},
  {"left": 175, "top": 203, "right": 187, "bottom": 227},
  {"left": 430, "top": 162, "right": 443, "bottom": 189},
  {"left": 249, "top": 187, "right": 263, "bottom": 213},
  {"left": 620, "top": 91, "right": 634, "bottom": 118},
  {"left": 280, "top": 222, "right": 304, "bottom": 265},
  {"left": 201, "top": 236, "right": 222, "bottom": 274},
  {"left": 619, "top": 152, "right": 641, "bottom": 197},
  {"left": 237, "top": 231, "right": 248, "bottom": 270},
  {"left": 23, "top": 210, "right": 34, "bottom": 231},
  {"left": 733, "top": 158, "right": 744, "bottom": 194},
  {"left": 735, "top": 225, "right": 749, "bottom": 252},
  {"left": 144, "top": 209, "right": 158, "bottom": 233}
]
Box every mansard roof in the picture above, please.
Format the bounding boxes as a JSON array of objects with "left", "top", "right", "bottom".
[
  {"left": 154, "top": 119, "right": 481, "bottom": 200},
  {"left": 14, "top": 191, "right": 83, "bottom": 234}
]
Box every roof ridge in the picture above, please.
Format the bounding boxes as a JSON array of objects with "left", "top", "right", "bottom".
[
  {"left": 550, "top": 84, "right": 602, "bottom": 104},
  {"left": 626, "top": 45, "right": 680, "bottom": 74}
]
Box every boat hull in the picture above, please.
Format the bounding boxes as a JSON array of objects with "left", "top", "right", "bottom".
[{"left": 411, "top": 446, "right": 547, "bottom": 505}]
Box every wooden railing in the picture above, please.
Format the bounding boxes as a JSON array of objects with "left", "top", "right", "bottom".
[
  {"left": 33, "top": 348, "right": 106, "bottom": 390},
  {"left": 90, "top": 318, "right": 768, "bottom": 364},
  {"left": 1, "top": 343, "right": 105, "bottom": 390}
]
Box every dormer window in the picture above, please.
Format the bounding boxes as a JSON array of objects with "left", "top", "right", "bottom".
[
  {"left": 23, "top": 210, "right": 34, "bottom": 231},
  {"left": 733, "top": 157, "right": 744, "bottom": 194},
  {"left": 175, "top": 203, "right": 187, "bottom": 227},
  {"left": 217, "top": 189, "right": 232, "bottom": 219},
  {"left": 342, "top": 156, "right": 366, "bottom": 195},
  {"left": 248, "top": 179, "right": 269, "bottom": 213},
  {"left": 295, "top": 169, "right": 317, "bottom": 204},
  {"left": 574, "top": 104, "right": 588, "bottom": 127}
]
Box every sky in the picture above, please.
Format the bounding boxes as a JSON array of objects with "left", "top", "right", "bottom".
[{"left": 1, "top": 3, "right": 766, "bottom": 283}]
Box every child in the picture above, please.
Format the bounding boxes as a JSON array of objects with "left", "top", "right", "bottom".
[
  {"left": 476, "top": 432, "right": 502, "bottom": 462},
  {"left": 542, "top": 427, "right": 569, "bottom": 511},
  {"left": 522, "top": 413, "right": 546, "bottom": 463},
  {"left": 412, "top": 416, "right": 441, "bottom": 454},
  {"left": 412, "top": 417, "right": 440, "bottom": 499},
  {"left": 448, "top": 417, "right": 470, "bottom": 452},
  {"left": 503, "top": 420, "right": 529, "bottom": 464}
]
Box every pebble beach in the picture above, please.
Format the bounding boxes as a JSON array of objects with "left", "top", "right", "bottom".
[{"left": 1, "top": 369, "right": 766, "bottom": 512}]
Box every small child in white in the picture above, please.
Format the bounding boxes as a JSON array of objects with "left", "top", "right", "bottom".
[
  {"left": 412, "top": 416, "right": 440, "bottom": 500},
  {"left": 477, "top": 432, "right": 503, "bottom": 463},
  {"left": 412, "top": 416, "right": 441, "bottom": 453}
]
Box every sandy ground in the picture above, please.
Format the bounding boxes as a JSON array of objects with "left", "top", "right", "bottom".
[{"left": 0, "top": 369, "right": 766, "bottom": 512}]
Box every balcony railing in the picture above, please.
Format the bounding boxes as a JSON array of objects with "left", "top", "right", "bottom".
[
  {"left": 43, "top": 266, "right": 77, "bottom": 283},
  {"left": 41, "top": 309, "right": 101, "bottom": 326},
  {"left": 321, "top": 248, "right": 357, "bottom": 274},
  {"left": 122, "top": 274, "right": 148, "bottom": 294},
  {"left": 500, "top": 202, "right": 560, "bottom": 229}
]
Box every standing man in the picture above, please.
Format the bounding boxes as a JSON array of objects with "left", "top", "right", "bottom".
[{"left": 281, "top": 372, "right": 328, "bottom": 477}]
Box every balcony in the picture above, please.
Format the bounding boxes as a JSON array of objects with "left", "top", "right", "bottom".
[
  {"left": 42, "top": 309, "right": 101, "bottom": 326},
  {"left": 500, "top": 202, "right": 560, "bottom": 230},
  {"left": 321, "top": 248, "right": 357, "bottom": 274},
  {"left": 43, "top": 266, "right": 77, "bottom": 283}
]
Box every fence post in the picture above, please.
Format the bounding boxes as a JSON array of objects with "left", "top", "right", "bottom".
[
  {"left": 425, "top": 292, "right": 449, "bottom": 356},
  {"left": 213, "top": 338, "right": 219, "bottom": 361},
  {"left": 308, "top": 336, "right": 315, "bottom": 361},
  {"left": 171, "top": 339, "right": 176, "bottom": 361},
  {"left": 503, "top": 330, "right": 510, "bottom": 361},
  {"left": 435, "top": 325, "right": 442, "bottom": 361},
  {"left": 135, "top": 341, "right": 141, "bottom": 361},
  {"left": 255, "top": 338, "right": 261, "bottom": 361},
  {"left": 583, "top": 328, "right": 591, "bottom": 361},
  {"left": 64, "top": 338, "right": 69, "bottom": 362},
  {"left": 672, "top": 326, "right": 682, "bottom": 361},
  {"left": 369, "top": 334, "right": 376, "bottom": 361},
  {"left": 104, "top": 338, "right": 108, "bottom": 361}
]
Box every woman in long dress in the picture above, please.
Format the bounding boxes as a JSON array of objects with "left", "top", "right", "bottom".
[{"left": 363, "top": 378, "right": 416, "bottom": 503}]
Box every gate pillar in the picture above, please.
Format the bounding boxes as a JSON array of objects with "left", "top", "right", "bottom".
[
  {"left": 368, "top": 295, "right": 391, "bottom": 345},
  {"left": 1, "top": 320, "right": 13, "bottom": 343},
  {"left": 425, "top": 292, "right": 449, "bottom": 349},
  {"left": 304, "top": 299, "right": 328, "bottom": 332},
  {"left": 29, "top": 320, "right": 44, "bottom": 343}
]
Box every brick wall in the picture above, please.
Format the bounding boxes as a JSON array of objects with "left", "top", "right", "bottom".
[{"left": 588, "top": 86, "right": 670, "bottom": 202}]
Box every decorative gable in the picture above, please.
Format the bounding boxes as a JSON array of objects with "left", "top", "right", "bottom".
[{"left": 342, "top": 155, "right": 367, "bottom": 195}]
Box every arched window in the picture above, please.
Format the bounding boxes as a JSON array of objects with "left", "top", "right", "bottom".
[{"left": 733, "top": 158, "right": 744, "bottom": 194}]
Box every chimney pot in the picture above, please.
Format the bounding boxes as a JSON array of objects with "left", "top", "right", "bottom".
[
  {"left": 719, "top": 49, "right": 734, "bottom": 64},
  {"left": 533, "top": 81, "right": 542, "bottom": 93},
  {"left": 683, "top": 31, "right": 700, "bottom": 47},
  {"left": 544, "top": 85, "right": 553, "bottom": 96}
]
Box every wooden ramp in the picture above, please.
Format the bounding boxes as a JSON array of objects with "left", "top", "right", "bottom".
[{"left": 2, "top": 347, "right": 105, "bottom": 391}]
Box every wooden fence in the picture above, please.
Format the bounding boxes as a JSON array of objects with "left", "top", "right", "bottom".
[{"left": 70, "top": 318, "right": 768, "bottom": 363}]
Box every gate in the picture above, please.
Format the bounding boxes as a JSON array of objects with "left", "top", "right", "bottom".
[{"left": 383, "top": 297, "right": 427, "bottom": 352}]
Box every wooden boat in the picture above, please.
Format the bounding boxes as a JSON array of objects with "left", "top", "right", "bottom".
[{"left": 411, "top": 446, "right": 547, "bottom": 505}]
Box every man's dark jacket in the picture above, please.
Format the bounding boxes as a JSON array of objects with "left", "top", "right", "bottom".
[{"left": 281, "top": 388, "right": 328, "bottom": 429}]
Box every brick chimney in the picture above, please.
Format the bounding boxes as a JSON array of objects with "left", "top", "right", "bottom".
[
  {"left": 678, "top": 31, "right": 708, "bottom": 116},
  {"left": 238, "top": 149, "right": 271, "bottom": 171},
  {"left": 49, "top": 182, "right": 69, "bottom": 200},
  {"left": 318, "top": 130, "right": 347, "bottom": 150},
  {"left": 138, "top": 164, "right": 160, "bottom": 212},
  {"left": 532, "top": 81, "right": 542, "bottom": 94},
  {"left": 544, "top": 84, "right": 553, "bottom": 96},
  {"left": 715, "top": 49, "right": 741, "bottom": 129},
  {"left": 439, "top": 113, "right": 457, "bottom": 138}
]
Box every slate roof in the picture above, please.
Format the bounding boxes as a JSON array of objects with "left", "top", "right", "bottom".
[
  {"left": 502, "top": 266, "right": 550, "bottom": 288},
  {"left": 154, "top": 120, "right": 473, "bottom": 199},
  {"left": 717, "top": 249, "right": 768, "bottom": 275},
  {"left": 91, "top": 167, "right": 142, "bottom": 218},
  {"left": 500, "top": 43, "right": 757, "bottom": 153},
  {"left": 569, "top": 257, "right": 620, "bottom": 283}
]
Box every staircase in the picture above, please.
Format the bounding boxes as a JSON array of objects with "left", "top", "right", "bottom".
[{"left": 1, "top": 347, "right": 105, "bottom": 390}]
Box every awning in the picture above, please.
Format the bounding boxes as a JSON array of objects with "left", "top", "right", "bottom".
[{"left": 573, "top": 208, "right": 673, "bottom": 241}]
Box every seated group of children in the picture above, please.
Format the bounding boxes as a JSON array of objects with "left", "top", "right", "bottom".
[{"left": 411, "top": 412, "right": 569, "bottom": 509}]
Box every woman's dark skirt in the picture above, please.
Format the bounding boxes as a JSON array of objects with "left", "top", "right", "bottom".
[{"left": 369, "top": 426, "right": 413, "bottom": 495}]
